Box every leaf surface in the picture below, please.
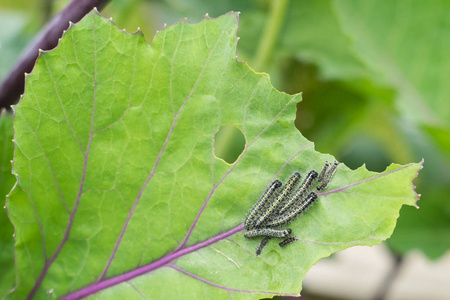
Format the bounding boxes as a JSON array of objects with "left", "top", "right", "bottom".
[
  {"left": 0, "top": 110, "right": 16, "bottom": 297},
  {"left": 8, "top": 10, "right": 422, "bottom": 299}
]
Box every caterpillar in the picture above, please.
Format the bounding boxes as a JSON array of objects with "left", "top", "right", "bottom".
[
  {"left": 243, "top": 161, "right": 339, "bottom": 255},
  {"left": 256, "top": 237, "right": 271, "bottom": 256},
  {"left": 244, "top": 180, "right": 282, "bottom": 230},
  {"left": 279, "top": 236, "right": 299, "bottom": 248},
  {"left": 265, "top": 192, "right": 317, "bottom": 228},
  {"left": 278, "top": 170, "right": 318, "bottom": 215},
  {"left": 244, "top": 228, "right": 292, "bottom": 238},
  {"left": 254, "top": 172, "right": 301, "bottom": 228},
  {"left": 317, "top": 161, "right": 339, "bottom": 191}
]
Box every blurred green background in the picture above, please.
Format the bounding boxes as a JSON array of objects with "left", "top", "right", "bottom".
[{"left": 1, "top": 0, "right": 449, "bottom": 298}]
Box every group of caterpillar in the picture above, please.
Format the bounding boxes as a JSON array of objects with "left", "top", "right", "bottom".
[{"left": 244, "top": 161, "right": 339, "bottom": 255}]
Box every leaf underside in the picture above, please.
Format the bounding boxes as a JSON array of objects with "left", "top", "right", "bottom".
[{"left": 7, "top": 10, "right": 422, "bottom": 299}]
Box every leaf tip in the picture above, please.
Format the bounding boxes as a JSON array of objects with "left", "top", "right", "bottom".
[
  {"left": 38, "top": 48, "right": 52, "bottom": 63},
  {"left": 134, "top": 27, "right": 144, "bottom": 37}
]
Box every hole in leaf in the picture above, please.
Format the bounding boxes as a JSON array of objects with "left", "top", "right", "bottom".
[{"left": 214, "top": 124, "right": 245, "bottom": 164}]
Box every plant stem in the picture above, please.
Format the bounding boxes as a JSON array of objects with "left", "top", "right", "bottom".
[
  {"left": 252, "top": 0, "right": 289, "bottom": 72},
  {"left": 372, "top": 253, "right": 403, "bottom": 300},
  {"left": 0, "top": 0, "right": 111, "bottom": 110}
]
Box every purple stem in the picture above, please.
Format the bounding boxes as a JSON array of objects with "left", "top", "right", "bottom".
[
  {"left": 0, "top": 0, "right": 110, "bottom": 109},
  {"left": 61, "top": 225, "right": 245, "bottom": 300}
]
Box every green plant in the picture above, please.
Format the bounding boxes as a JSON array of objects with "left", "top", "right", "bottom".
[{"left": 0, "top": 8, "right": 424, "bottom": 299}]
